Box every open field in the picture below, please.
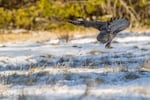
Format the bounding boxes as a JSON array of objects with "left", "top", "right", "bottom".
[
  {"left": 0, "top": 31, "right": 150, "bottom": 100},
  {"left": 0, "top": 28, "right": 98, "bottom": 43}
]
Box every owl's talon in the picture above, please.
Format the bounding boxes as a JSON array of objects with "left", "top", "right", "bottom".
[
  {"left": 105, "top": 45, "right": 113, "bottom": 48},
  {"left": 105, "top": 43, "right": 113, "bottom": 48}
]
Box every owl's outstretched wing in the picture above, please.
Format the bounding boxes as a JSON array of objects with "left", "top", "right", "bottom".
[
  {"left": 68, "top": 20, "right": 107, "bottom": 31},
  {"left": 69, "top": 18, "right": 130, "bottom": 32},
  {"left": 107, "top": 18, "right": 130, "bottom": 34}
]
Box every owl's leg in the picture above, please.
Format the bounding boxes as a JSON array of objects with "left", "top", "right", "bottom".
[
  {"left": 105, "top": 33, "right": 113, "bottom": 48},
  {"left": 105, "top": 42, "right": 112, "bottom": 48}
]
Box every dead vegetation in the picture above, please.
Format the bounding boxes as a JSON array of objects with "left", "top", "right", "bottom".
[
  {"left": 142, "top": 64, "right": 150, "bottom": 70},
  {"left": 87, "top": 50, "right": 104, "bottom": 55},
  {"left": 0, "top": 28, "right": 97, "bottom": 43},
  {"left": 56, "top": 31, "right": 74, "bottom": 43},
  {"left": 0, "top": 31, "right": 56, "bottom": 43}
]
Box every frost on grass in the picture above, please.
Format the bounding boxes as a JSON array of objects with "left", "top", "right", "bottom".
[{"left": 0, "top": 31, "right": 150, "bottom": 100}]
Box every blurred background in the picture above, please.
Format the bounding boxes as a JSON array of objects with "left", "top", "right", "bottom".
[
  {"left": 0, "top": 1, "right": 150, "bottom": 99},
  {"left": 0, "top": 0, "right": 149, "bottom": 31}
]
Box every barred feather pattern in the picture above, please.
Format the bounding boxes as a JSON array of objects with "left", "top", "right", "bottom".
[{"left": 107, "top": 18, "right": 130, "bottom": 34}]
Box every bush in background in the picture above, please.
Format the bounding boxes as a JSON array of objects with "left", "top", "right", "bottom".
[{"left": 0, "top": 0, "right": 149, "bottom": 31}]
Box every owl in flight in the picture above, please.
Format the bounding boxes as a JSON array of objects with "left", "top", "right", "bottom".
[{"left": 69, "top": 17, "right": 130, "bottom": 48}]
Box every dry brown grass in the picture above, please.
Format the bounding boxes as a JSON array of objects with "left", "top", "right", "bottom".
[
  {"left": 52, "top": 28, "right": 98, "bottom": 35},
  {"left": 0, "top": 28, "right": 98, "bottom": 43},
  {"left": 56, "top": 31, "right": 74, "bottom": 43},
  {"left": 130, "top": 86, "right": 150, "bottom": 95},
  {"left": 0, "top": 31, "right": 57, "bottom": 43},
  {"left": 0, "top": 84, "right": 11, "bottom": 95},
  {"left": 0, "top": 26, "right": 149, "bottom": 43},
  {"left": 130, "top": 26, "right": 150, "bottom": 32},
  {"left": 87, "top": 50, "right": 104, "bottom": 55},
  {"left": 142, "top": 64, "right": 150, "bottom": 70}
]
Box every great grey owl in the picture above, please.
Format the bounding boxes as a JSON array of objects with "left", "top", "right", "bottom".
[{"left": 69, "top": 18, "right": 130, "bottom": 48}]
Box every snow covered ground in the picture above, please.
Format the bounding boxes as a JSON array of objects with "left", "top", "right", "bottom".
[{"left": 0, "top": 31, "right": 150, "bottom": 100}]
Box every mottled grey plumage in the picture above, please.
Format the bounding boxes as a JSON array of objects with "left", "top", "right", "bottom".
[{"left": 69, "top": 18, "right": 130, "bottom": 48}]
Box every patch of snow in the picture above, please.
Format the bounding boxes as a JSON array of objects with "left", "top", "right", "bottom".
[{"left": 0, "top": 31, "right": 150, "bottom": 100}]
